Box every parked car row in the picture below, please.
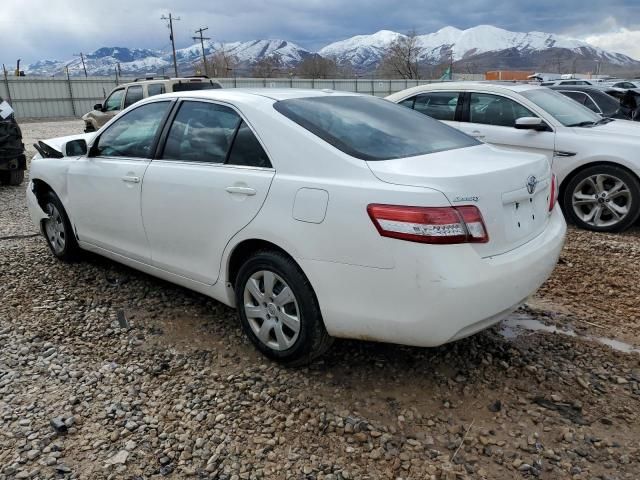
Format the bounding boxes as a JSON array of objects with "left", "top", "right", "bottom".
[
  {"left": 28, "top": 88, "right": 565, "bottom": 364},
  {"left": 387, "top": 82, "right": 640, "bottom": 232}
]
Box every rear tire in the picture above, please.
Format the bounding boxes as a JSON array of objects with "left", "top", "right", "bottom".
[
  {"left": 562, "top": 165, "right": 640, "bottom": 232},
  {"left": 7, "top": 169, "right": 25, "bottom": 186},
  {"left": 41, "top": 190, "right": 80, "bottom": 262},
  {"left": 235, "top": 250, "right": 333, "bottom": 366}
]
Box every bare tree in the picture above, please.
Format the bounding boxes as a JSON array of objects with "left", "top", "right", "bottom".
[
  {"left": 296, "top": 54, "right": 338, "bottom": 79},
  {"left": 194, "top": 44, "right": 238, "bottom": 77},
  {"left": 251, "top": 55, "right": 283, "bottom": 78},
  {"left": 378, "top": 29, "right": 424, "bottom": 79}
]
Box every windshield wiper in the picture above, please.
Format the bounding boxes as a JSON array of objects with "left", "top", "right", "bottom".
[
  {"left": 567, "top": 121, "right": 596, "bottom": 127},
  {"left": 594, "top": 117, "right": 615, "bottom": 126}
]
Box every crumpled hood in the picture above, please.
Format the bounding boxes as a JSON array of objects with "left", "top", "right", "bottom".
[{"left": 39, "top": 132, "right": 95, "bottom": 154}]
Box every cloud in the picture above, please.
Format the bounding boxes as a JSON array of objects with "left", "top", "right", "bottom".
[
  {"left": 2, "top": 0, "right": 640, "bottom": 64},
  {"left": 584, "top": 29, "right": 640, "bottom": 60}
]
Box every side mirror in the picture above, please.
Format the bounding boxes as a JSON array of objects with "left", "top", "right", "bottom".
[
  {"left": 514, "top": 117, "right": 548, "bottom": 131},
  {"left": 64, "top": 139, "right": 88, "bottom": 157},
  {"left": 94, "top": 103, "right": 103, "bottom": 111}
]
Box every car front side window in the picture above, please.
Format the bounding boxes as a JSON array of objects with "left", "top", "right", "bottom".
[
  {"left": 94, "top": 101, "right": 171, "bottom": 158},
  {"left": 104, "top": 89, "right": 124, "bottom": 111},
  {"left": 162, "top": 101, "right": 241, "bottom": 163},
  {"left": 469, "top": 93, "right": 536, "bottom": 127}
]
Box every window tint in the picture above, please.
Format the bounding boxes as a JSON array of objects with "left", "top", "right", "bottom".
[
  {"left": 227, "top": 121, "right": 272, "bottom": 168},
  {"left": 583, "top": 95, "right": 600, "bottom": 113},
  {"left": 147, "top": 83, "right": 166, "bottom": 97},
  {"left": 521, "top": 89, "right": 601, "bottom": 126},
  {"left": 104, "top": 89, "right": 124, "bottom": 111},
  {"left": 274, "top": 96, "right": 479, "bottom": 161},
  {"left": 398, "top": 97, "right": 416, "bottom": 108},
  {"left": 124, "top": 86, "right": 144, "bottom": 108},
  {"left": 172, "top": 80, "right": 222, "bottom": 92},
  {"left": 562, "top": 91, "right": 588, "bottom": 105},
  {"left": 469, "top": 93, "right": 536, "bottom": 127},
  {"left": 162, "top": 101, "right": 241, "bottom": 163},
  {"left": 95, "top": 101, "right": 170, "bottom": 158},
  {"left": 413, "top": 92, "right": 459, "bottom": 121}
]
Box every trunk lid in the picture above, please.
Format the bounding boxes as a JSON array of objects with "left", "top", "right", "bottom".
[{"left": 367, "top": 144, "right": 552, "bottom": 257}]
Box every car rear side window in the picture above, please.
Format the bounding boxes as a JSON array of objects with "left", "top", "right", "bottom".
[
  {"left": 226, "top": 121, "right": 272, "bottom": 168},
  {"left": 162, "top": 101, "right": 241, "bottom": 163},
  {"left": 124, "top": 85, "right": 144, "bottom": 108},
  {"left": 273, "top": 95, "right": 478, "bottom": 161},
  {"left": 147, "top": 83, "right": 166, "bottom": 97}
]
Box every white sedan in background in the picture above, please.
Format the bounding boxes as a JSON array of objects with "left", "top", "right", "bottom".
[
  {"left": 388, "top": 83, "right": 640, "bottom": 232},
  {"left": 27, "top": 89, "right": 565, "bottom": 365}
]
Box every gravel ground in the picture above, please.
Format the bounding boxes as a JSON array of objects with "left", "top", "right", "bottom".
[{"left": 0, "top": 120, "right": 639, "bottom": 480}]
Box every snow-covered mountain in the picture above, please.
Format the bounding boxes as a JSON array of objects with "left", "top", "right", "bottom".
[
  {"left": 25, "top": 40, "right": 310, "bottom": 76},
  {"left": 25, "top": 25, "right": 640, "bottom": 76},
  {"left": 320, "top": 25, "right": 639, "bottom": 68}
]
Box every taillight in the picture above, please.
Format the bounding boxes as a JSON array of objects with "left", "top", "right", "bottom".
[
  {"left": 549, "top": 174, "right": 558, "bottom": 212},
  {"left": 367, "top": 204, "right": 489, "bottom": 244}
]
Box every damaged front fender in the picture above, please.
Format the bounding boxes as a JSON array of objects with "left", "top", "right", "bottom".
[{"left": 26, "top": 182, "right": 49, "bottom": 230}]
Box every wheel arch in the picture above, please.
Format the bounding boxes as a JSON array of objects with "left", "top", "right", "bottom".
[
  {"left": 226, "top": 238, "right": 302, "bottom": 291},
  {"left": 559, "top": 160, "right": 640, "bottom": 208}
]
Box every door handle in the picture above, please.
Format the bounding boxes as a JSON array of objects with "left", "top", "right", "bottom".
[
  {"left": 225, "top": 186, "right": 256, "bottom": 196},
  {"left": 122, "top": 176, "right": 140, "bottom": 183},
  {"left": 470, "top": 131, "right": 486, "bottom": 140}
]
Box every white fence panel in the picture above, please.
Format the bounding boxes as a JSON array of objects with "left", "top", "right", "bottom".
[{"left": 2, "top": 76, "right": 457, "bottom": 119}]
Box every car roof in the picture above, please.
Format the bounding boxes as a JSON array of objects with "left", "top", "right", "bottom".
[
  {"left": 386, "top": 81, "right": 543, "bottom": 100},
  {"left": 549, "top": 85, "right": 605, "bottom": 93},
  {"left": 151, "top": 88, "right": 362, "bottom": 103}
]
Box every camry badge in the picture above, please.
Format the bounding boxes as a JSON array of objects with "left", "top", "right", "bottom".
[{"left": 526, "top": 175, "right": 538, "bottom": 195}]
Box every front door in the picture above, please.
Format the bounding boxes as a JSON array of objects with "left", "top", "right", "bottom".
[
  {"left": 68, "top": 100, "right": 173, "bottom": 262},
  {"left": 141, "top": 100, "right": 275, "bottom": 285},
  {"left": 458, "top": 92, "right": 556, "bottom": 162}
]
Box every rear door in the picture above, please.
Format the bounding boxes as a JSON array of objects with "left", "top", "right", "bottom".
[
  {"left": 141, "top": 100, "right": 274, "bottom": 285},
  {"left": 458, "top": 92, "right": 556, "bottom": 162},
  {"left": 68, "top": 100, "right": 173, "bottom": 262}
]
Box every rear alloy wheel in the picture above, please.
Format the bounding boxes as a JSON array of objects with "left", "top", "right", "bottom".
[
  {"left": 41, "top": 191, "right": 79, "bottom": 261},
  {"left": 564, "top": 165, "right": 640, "bottom": 232},
  {"left": 235, "top": 251, "right": 333, "bottom": 366}
]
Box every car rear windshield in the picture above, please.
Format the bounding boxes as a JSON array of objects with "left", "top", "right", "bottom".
[
  {"left": 172, "top": 81, "right": 222, "bottom": 92},
  {"left": 273, "top": 95, "right": 479, "bottom": 161}
]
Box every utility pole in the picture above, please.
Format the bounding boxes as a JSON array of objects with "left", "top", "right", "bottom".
[
  {"left": 193, "top": 27, "right": 210, "bottom": 76},
  {"left": 74, "top": 52, "right": 88, "bottom": 77},
  {"left": 161, "top": 13, "right": 180, "bottom": 77}
]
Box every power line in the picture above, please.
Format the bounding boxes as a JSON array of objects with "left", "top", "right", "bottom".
[
  {"left": 193, "top": 27, "right": 211, "bottom": 76},
  {"left": 161, "top": 13, "right": 181, "bottom": 77}
]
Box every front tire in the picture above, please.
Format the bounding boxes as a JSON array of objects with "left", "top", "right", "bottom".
[
  {"left": 562, "top": 165, "right": 640, "bottom": 232},
  {"left": 235, "top": 250, "right": 333, "bottom": 366},
  {"left": 41, "top": 190, "right": 79, "bottom": 261}
]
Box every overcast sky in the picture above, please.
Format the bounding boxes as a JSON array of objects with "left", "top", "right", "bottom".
[{"left": 2, "top": 0, "right": 640, "bottom": 64}]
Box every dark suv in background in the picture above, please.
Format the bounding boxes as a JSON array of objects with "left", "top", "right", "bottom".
[{"left": 0, "top": 96, "right": 26, "bottom": 186}]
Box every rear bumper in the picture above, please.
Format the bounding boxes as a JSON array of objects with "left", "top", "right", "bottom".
[{"left": 301, "top": 207, "right": 566, "bottom": 347}]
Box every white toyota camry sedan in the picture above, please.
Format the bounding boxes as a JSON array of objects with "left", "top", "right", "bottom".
[
  {"left": 388, "top": 83, "right": 640, "bottom": 232},
  {"left": 27, "top": 89, "right": 566, "bottom": 365}
]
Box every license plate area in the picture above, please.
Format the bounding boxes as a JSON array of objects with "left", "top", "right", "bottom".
[{"left": 503, "top": 189, "right": 549, "bottom": 242}]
